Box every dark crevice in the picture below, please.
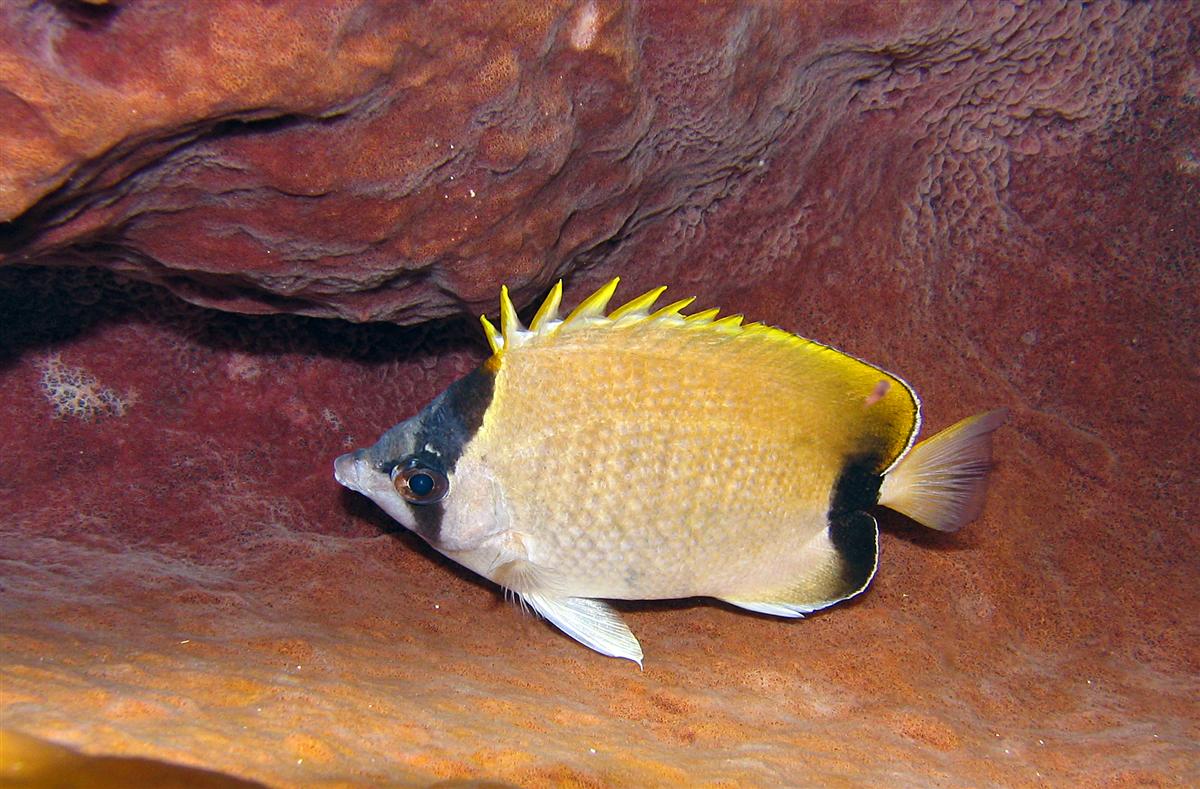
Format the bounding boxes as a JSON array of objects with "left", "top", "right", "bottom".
[
  {"left": 0, "top": 264, "right": 481, "bottom": 373},
  {"left": 0, "top": 111, "right": 321, "bottom": 257},
  {"left": 49, "top": 0, "right": 122, "bottom": 30}
]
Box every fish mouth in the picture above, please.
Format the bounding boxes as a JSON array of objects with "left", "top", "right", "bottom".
[{"left": 333, "top": 450, "right": 368, "bottom": 493}]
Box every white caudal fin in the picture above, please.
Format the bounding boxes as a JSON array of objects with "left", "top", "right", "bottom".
[{"left": 878, "top": 408, "right": 1008, "bottom": 532}]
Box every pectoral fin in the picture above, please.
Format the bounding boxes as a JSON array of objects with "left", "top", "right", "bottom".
[
  {"left": 722, "top": 511, "right": 879, "bottom": 617},
  {"left": 520, "top": 592, "right": 644, "bottom": 667}
]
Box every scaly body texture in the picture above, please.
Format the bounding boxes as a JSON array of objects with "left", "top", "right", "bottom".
[{"left": 335, "top": 279, "right": 1006, "bottom": 665}]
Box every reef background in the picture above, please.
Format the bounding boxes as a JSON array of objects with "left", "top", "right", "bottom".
[{"left": 2, "top": 1, "right": 1197, "bottom": 786}]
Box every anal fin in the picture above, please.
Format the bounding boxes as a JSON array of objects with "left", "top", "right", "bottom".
[
  {"left": 521, "top": 592, "right": 644, "bottom": 667},
  {"left": 724, "top": 601, "right": 808, "bottom": 618},
  {"left": 722, "top": 511, "right": 879, "bottom": 617}
]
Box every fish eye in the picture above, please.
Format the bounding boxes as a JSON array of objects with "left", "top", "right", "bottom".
[{"left": 390, "top": 464, "right": 449, "bottom": 504}]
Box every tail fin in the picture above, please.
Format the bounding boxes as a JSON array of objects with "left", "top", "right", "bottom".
[{"left": 878, "top": 408, "right": 1008, "bottom": 532}]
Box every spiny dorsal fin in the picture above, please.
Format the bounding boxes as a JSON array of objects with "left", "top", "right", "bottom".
[
  {"left": 480, "top": 284, "right": 535, "bottom": 355},
  {"left": 607, "top": 285, "right": 667, "bottom": 322},
  {"left": 479, "top": 277, "right": 763, "bottom": 357},
  {"left": 529, "top": 280, "right": 563, "bottom": 332},
  {"left": 564, "top": 277, "right": 620, "bottom": 324}
]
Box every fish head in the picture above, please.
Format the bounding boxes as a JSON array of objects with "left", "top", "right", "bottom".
[
  {"left": 333, "top": 367, "right": 508, "bottom": 556},
  {"left": 333, "top": 414, "right": 427, "bottom": 530}
]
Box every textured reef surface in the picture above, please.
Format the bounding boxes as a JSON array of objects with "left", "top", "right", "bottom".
[{"left": 1, "top": 1, "right": 1198, "bottom": 786}]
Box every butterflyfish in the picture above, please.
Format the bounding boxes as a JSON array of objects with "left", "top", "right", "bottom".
[{"left": 334, "top": 278, "right": 1007, "bottom": 665}]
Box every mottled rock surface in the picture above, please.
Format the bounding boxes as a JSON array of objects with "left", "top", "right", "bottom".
[
  {"left": 1, "top": 1, "right": 1189, "bottom": 323},
  {"left": 2, "top": 0, "right": 1199, "bottom": 786}
]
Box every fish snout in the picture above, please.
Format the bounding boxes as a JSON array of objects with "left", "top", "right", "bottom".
[{"left": 333, "top": 449, "right": 369, "bottom": 492}]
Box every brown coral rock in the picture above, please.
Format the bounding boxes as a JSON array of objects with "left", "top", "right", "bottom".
[
  {"left": 1, "top": 0, "right": 652, "bottom": 321},
  {"left": 2, "top": 1, "right": 1187, "bottom": 325}
]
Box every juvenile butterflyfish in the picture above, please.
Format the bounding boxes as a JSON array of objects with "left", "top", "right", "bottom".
[{"left": 334, "top": 278, "right": 1006, "bottom": 665}]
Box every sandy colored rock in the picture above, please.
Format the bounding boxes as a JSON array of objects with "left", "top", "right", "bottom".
[{"left": 1, "top": 1, "right": 1198, "bottom": 786}]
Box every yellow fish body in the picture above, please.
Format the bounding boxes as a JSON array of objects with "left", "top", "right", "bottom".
[{"left": 334, "top": 279, "right": 1006, "bottom": 665}]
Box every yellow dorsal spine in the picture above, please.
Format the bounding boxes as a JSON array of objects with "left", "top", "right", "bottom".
[
  {"left": 480, "top": 315, "right": 503, "bottom": 355},
  {"left": 479, "top": 278, "right": 807, "bottom": 359},
  {"left": 499, "top": 285, "right": 522, "bottom": 342},
  {"left": 647, "top": 298, "right": 695, "bottom": 322},
  {"left": 529, "top": 281, "right": 563, "bottom": 332},
  {"left": 563, "top": 277, "right": 621, "bottom": 324},
  {"left": 684, "top": 308, "right": 720, "bottom": 324},
  {"left": 607, "top": 286, "right": 668, "bottom": 322}
]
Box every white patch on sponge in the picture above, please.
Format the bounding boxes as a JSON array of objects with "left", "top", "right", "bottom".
[{"left": 36, "top": 354, "right": 137, "bottom": 421}]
